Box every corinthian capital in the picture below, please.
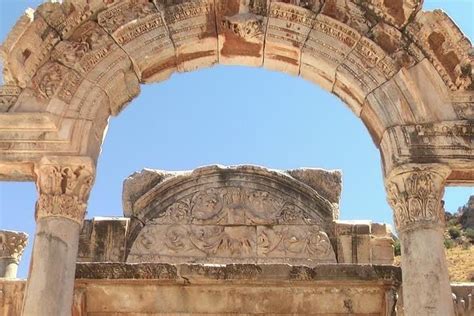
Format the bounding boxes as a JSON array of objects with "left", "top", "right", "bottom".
[
  {"left": 0, "top": 230, "right": 28, "bottom": 263},
  {"left": 35, "top": 156, "right": 95, "bottom": 225},
  {"left": 385, "top": 164, "right": 451, "bottom": 233}
]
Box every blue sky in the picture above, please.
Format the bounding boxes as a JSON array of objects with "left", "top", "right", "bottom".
[{"left": 0, "top": 0, "right": 472, "bottom": 278}]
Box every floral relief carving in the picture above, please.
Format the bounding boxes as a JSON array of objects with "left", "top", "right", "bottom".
[
  {"left": 36, "top": 161, "right": 94, "bottom": 225},
  {"left": 151, "top": 187, "right": 322, "bottom": 225},
  {"left": 385, "top": 166, "right": 450, "bottom": 232},
  {"left": 257, "top": 226, "right": 335, "bottom": 262}
]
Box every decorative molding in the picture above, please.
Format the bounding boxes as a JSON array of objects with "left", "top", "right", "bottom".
[
  {"left": 385, "top": 164, "right": 451, "bottom": 233},
  {"left": 0, "top": 230, "right": 28, "bottom": 262},
  {"left": 35, "top": 157, "right": 95, "bottom": 225}
]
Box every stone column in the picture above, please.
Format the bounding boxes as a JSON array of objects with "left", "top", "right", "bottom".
[
  {"left": 22, "top": 156, "right": 94, "bottom": 316},
  {"left": 385, "top": 164, "right": 454, "bottom": 316},
  {"left": 0, "top": 230, "right": 28, "bottom": 278}
]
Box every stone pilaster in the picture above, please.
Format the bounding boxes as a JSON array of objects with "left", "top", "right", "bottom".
[
  {"left": 385, "top": 164, "right": 454, "bottom": 316},
  {"left": 22, "top": 156, "right": 95, "bottom": 316},
  {"left": 0, "top": 230, "right": 28, "bottom": 279}
]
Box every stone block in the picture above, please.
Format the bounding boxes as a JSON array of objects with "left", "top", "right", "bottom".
[
  {"left": 216, "top": 0, "right": 265, "bottom": 66},
  {"left": 300, "top": 14, "right": 360, "bottom": 91},
  {"left": 98, "top": 0, "right": 177, "bottom": 83},
  {"left": 164, "top": 0, "right": 218, "bottom": 72},
  {"left": 371, "top": 237, "right": 394, "bottom": 265},
  {"left": 264, "top": 2, "right": 317, "bottom": 75},
  {"left": 78, "top": 217, "right": 129, "bottom": 262}
]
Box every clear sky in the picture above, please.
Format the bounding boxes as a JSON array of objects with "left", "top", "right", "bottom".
[{"left": 0, "top": 0, "right": 472, "bottom": 278}]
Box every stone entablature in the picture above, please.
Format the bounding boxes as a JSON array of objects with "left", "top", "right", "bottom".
[
  {"left": 0, "top": 264, "right": 403, "bottom": 315},
  {"left": 77, "top": 165, "right": 395, "bottom": 266}
]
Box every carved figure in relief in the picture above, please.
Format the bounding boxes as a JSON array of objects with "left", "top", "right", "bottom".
[
  {"left": 32, "top": 62, "right": 68, "bottom": 99},
  {"left": 258, "top": 226, "right": 334, "bottom": 259},
  {"left": 151, "top": 187, "right": 320, "bottom": 225}
]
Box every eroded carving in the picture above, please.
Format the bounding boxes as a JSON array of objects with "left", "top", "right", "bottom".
[
  {"left": 151, "top": 187, "right": 322, "bottom": 225},
  {"left": 0, "top": 231, "right": 28, "bottom": 262},
  {"left": 35, "top": 157, "right": 95, "bottom": 225},
  {"left": 0, "top": 85, "right": 22, "bottom": 112},
  {"left": 385, "top": 165, "right": 450, "bottom": 232}
]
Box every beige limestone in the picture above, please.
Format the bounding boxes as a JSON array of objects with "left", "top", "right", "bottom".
[
  {"left": 386, "top": 164, "right": 455, "bottom": 316},
  {"left": 0, "top": 1, "right": 472, "bottom": 315},
  {"left": 0, "top": 1, "right": 471, "bottom": 181},
  {"left": 0, "top": 230, "right": 28, "bottom": 279}
]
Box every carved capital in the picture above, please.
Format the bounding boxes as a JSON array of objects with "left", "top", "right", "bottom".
[
  {"left": 35, "top": 156, "right": 95, "bottom": 225},
  {"left": 385, "top": 164, "right": 451, "bottom": 233},
  {"left": 0, "top": 230, "right": 28, "bottom": 263}
]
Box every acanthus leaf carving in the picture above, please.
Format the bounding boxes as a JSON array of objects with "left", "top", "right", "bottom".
[
  {"left": 385, "top": 165, "right": 450, "bottom": 233},
  {"left": 0, "top": 230, "right": 28, "bottom": 262},
  {"left": 35, "top": 158, "right": 95, "bottom": 225}
]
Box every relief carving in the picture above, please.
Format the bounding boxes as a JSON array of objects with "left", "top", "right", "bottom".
[
  {"left": 221, "top": 13, "right": 264, "bottom": 40},
  {"left": 35, "top": 158, "right": 95, "bottom": 225},
  {"left": 385, "top": 165, "right": 450, "bottom": 233},
  {"left": 130, "top": 225, "right": 256, "bottom": 260},
  {"left": 406, "top": 10, "right": 473, "bottom": 91},
  {"left": 52, "top": 21, "right": 115, "bottom": 74},
  {"left": 151, "top": 187, "right": 322, "bottom": 225},
  {"left": 0, "top": 231, "right": 28, "bottom": 262},
  {"left": 0, "top": 85, "right": 21, "bottom": 112},
  {"left": 258, "top": 226, "right": 335, "bottom": 262},
  {"left": 128, "top": 224, "right": 337, "bottom": 264},
  {"left": 98, "top": 0, "right": 158, "bottom": 34},
  {"left": 31, "top": 62, "right": 69, "bottom": 99}
]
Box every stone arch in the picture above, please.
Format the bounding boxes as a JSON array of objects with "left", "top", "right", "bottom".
[
  {"left": 0, "top": 0, "right": 472, "bottom": 182},
  {"left": 0, "top": 1, "right": 473, "bottom": 315}
]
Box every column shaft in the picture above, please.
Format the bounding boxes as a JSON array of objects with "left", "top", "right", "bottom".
[{"left": 22, "top": 157, "right": 94, "bottom": 316}]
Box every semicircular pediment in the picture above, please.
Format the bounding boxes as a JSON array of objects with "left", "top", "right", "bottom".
[{"left": 124, "top": 165, "right": 340, "bottom": 265}]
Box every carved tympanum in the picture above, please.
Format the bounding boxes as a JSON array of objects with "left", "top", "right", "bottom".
[
  {"left": 126, "top": 165, "right": 338, "bottom": 265},
  {"left": 35, "top": 157, "right": 95, "bottom": 225},
  {"left": 385, "top": 165, "right": 451, "bottom": 233},
  {"left": 0, "top": 230, "right": 28, "bottom": 262}
]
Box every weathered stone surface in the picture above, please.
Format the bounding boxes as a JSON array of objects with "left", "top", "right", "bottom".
[
  {"left": 406, "top": 10, "right": 473, "bottom": 91},
  {"left": 78, "top": 217, "right": 129, "bottom": 262},
  {"left": 122, "top": 168, "right": 174, "bottom": 217},
  {"left": 216, "top": 0, "right": 265, "bottom": 66},
  {"left": 357, "top": 0, "right": 422, "bottom": 29},
  {"left": 125, "top": 165, "right": 338, "bottom": 266},
  {"left": 164, "top": 0, "right": 218, "bottom": 72},
  {"left": 98, "top": 0, "right": 177, "bottom": 83},
  {"left": 300, "top": 14, "right": 360, "bottom": 91},
  {"left": 0, "top": 230, "right": 28, "bottom": 279},
  {"left": 286, "top": 167, "right": 342, "bottom": 206},
  {"left": 264, "top": 2, "right": 317, "bottom": 75},
  {"left": 0, "top": 1, "right": 472, "bottom": 186},
  {"left": 0, "top": 86, "right": 21, "bottom": 112}
]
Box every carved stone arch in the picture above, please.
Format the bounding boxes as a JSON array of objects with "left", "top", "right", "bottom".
[{"left": 0, "top": 0, "right": 472, "bottom": 183}]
